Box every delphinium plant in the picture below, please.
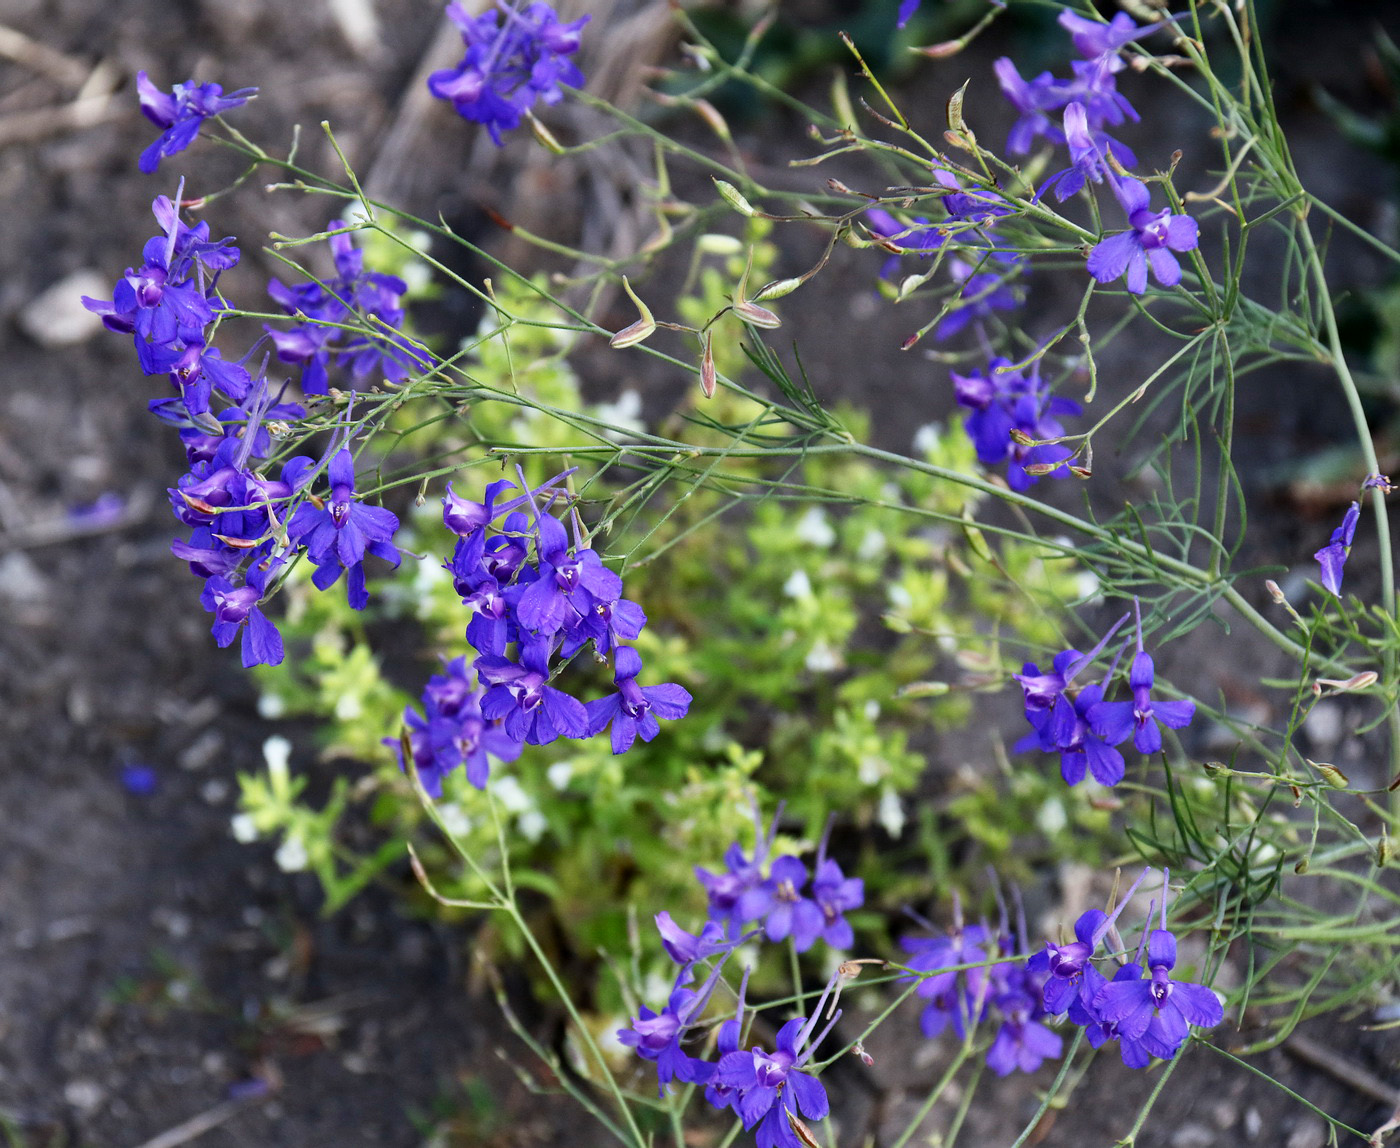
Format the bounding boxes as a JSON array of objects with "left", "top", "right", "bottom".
[{"left": 86, "top": 2, "right": 1400, "bottom": 1145}]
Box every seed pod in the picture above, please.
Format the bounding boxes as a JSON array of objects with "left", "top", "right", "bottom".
[
  {"left": 609, "top": 276, "right": 656, "bottom": 349},
  {"left": 699, "top": 331, "right": 716, "bottom": 399}
]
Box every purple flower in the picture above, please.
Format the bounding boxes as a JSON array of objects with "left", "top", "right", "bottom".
[
  {"left": 583, "top": 646, "right": 691, "bottom": 754},
  {"left": 1314, "top": 501, "right": 1360, "bottom": 595},
  {"left": 1095, "top": 928, "right": 1223, "bottom": 1057},
  {"left": 200, "top": 559, "right": 284, "bottom": 667},
  {"left": 1057, "top": 10, "right": 1158, "bottom": 61},
  {"left": 429, "top": 1, "right": 589, "bottom": 146},
  {"left": 936, "top": 258, "right": 1022, "bottom": 340},
  {"left": 387, "top": 656, "right": 522, "bottom": 794},
  {"left": 739, "top": 855, "right": 825, "bottom": 951},
  {"left": 1088, "top": 650, "right": 1195, "bottom": 755},
  {"left": 286, "top": 448, "right": 401, "bottom": 610},
  {"left": 135, "top": 72, "right": 257, "bottom": 173},
  {"left": 716, "top": 1016, "right": 831, "bottom": 1148},
  {"left": 618, "top": 977, "right": 721, "bottom": 1095},
  {"left": 952, "top": 358, "right": 1080, "bottom": 490},
  {"left": 476, "top": 638, "right": 589, "bottom": 745},
  {"left": 696, "top": 809, "right": 779, "bottom": 937},
  {"left": 900, "top": 920, "right": 990, "bottom": 1038},
  {"left": 1087, "top": 177, "right": 1199, "bottom": 294},
  {"left": 994, "top": 58, "right": 1069, "bottom": 155},
  {"left": 1042, "top": 101, "right": 1111, "bottom": 202},
  {"left": 266, "top": 221, "right": 428, "bottom": 394},
  {"left": 654, "top": 911, "right": 739, "bottom": 975},
  {"left": 1026, "top": 909, "right": 1108, "bottom": 1015},
  {"left": 984, "top": 987, "right": 1062, "bottom": 1076},
  {"left": 515, "top": 512, "right": 623, "bottom": 636},
  {"left": 810, "top": 857, "right": 864, "bottom": 950},
  {"left": 896, "top": 0, "right": 920, "bottom": 29}
]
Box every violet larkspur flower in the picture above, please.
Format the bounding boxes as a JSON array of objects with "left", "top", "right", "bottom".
[
  {"left": 715, "top": 1015, "right": 832, "bottom": 1148},
  {"left": 936, "top": 258, "right": 1022, "bottom": 340},
  {"left": 1088, "top": 648, "right": 1195, "bottom": 755},
  {"left": 1314, "top": 501, "right": 1360, "bottom": 595},
  {"left": 136, "top": 72, "right": 257, "bottom": 173},
  {"left": 695, "top": 807, "right": 780, "bottom": 937},
  {"left": 583, "top": 645, "right": 691, "bottom": 754},
  {"left": 429, "top": 1, "right": 589, "bottom": 146},
  {"left": 476, "top": 638, "right": 589, "bottom": 745},
  {"left": 983, "top": 984, "right": 1062, "bottom": 1077},
  {"left": 739, "top": 854, "right": 824, "bottom": 951},
  {"left": 285, "top": 447, "right": 401, "bottom": 610},
  {"left": 266, "top": 220, "right": 427, "bottom": 394},
  {"left": 1042, "top": 101, "right": 1111, "bottom": 202},
  {"left": 200, "top": 558, "right": 284, "bottom": 667},
  {"left": 952, "top": 358, "right": 1081, "bottom": 491},
  {"left": 900, "top": 917, "right": 990, "bottom": 1038},
  {"left": 1096, "top": 928, "right": 1223, "bottom": 1058},
  {"left": 1087, "top": 177, "right": 1199, "bottom": 294},
  {"left": 618, "top": 959, "right": 729, "bottom": 1095}
]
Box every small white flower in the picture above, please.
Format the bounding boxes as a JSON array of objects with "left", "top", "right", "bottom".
[
  {"left": 795, "top": 507, "right": 836, "bottom": 548},
  {"left": 805, "top": 640, "right": 842, "bottom": 672},
  {"left": 912, "top": 422, "right": 944, "bottom": 455},
  {"left": 547, "top": 761, "right": 574, "bottom": 791},
  {"left": 877, "top": 787, "right": 906, "bottom": 838},
  {"left": 856, "top": 529, "right": 886, "bottom": 561},
  {"left": 275, "top": 833, "right": 309, "bottom": 872},
  {"left": 231, "top": 813, "right": 259, "bottom": 843},
  {"left": 438, "top": 802, "right": 472, "bottom": 838},
  {"left": 257, "top": 693, "right": 286, "bottom": 719},
  {"left": 492, "top": 775, "right": 531, "bottom": 814},
  {"left": 783, "top": 569, "right": 814, "bottom": 599},
  {"left": 517, "top": 809, "right": 547, "bottom": 843}
]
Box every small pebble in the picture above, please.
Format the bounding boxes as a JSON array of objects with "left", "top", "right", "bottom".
[{"left": 19, "top": 270, "right": 110, "bottom": 347}]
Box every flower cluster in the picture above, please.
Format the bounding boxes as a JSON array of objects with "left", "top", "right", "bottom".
[
  {"left": 900, "top": 902, "right": 1061, "bottom": 1077},
  {"left": 694, "top": 813, "right": 864, "bottom": 951},
  {"left": 620, "top": 912, "right": 844, "bottom": 1148},
  {"left": 85, "top": 82, "right": 420, "bottom": 667},
  {"left": 136, "top": 72, "right": 257, "bottom": 174},
  {"left": 428, "top": 1, "right": 588, "bottom": 145},
  {"left": 1026, "top": 871, "right": 1223, "bottom": 1066},
  {"left": 265, "top": 221, "right": 428, "bottom": 394},
  {"left": 1014, "top": 604, "right": 1195, "bottom": 786},
  {"left": 992, "top": 10, "right": 1201, "bottom": 293},
  {"left": 390, "top": 470, "right": 691, "bottom": 794},
  {"left": 996, "top": 11, "right": 1154, "bottom": 183},
  {"left": 952, "top": 357, "right": 1080, "bottom": 491}
]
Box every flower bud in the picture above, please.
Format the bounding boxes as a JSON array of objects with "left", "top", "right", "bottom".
[
  {"left": 733, "top": 299, "right": 782, "bottom": 329},
  {"left": 699, "top": 331, "right": 716, "bottom": 399},
  {"left": 609, "top": 276, "right": 655, "bottom": 349},
  {"left": 896, "top": 680, "right": 950, "bottom": 698},
  {"left": 1378, "top": 830, "right": 1392, "bottom": 868},
  {"left": 525, "top": 111, "right": 565, "bottom": 154},
  {"left": 1307, "top": 759, "right": 1349, "bottom": 789},
  {"left": 1316, "top": 671, "right": 1378, "bottom": 694},
  {"left": 1264, "top": 579, "right": 1286, "bottom": 604}
]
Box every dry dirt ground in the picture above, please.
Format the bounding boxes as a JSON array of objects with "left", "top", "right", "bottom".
[{"left": 1, "top": 0, "right": 1399, "bottom": 1145}]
